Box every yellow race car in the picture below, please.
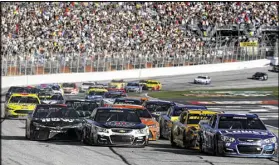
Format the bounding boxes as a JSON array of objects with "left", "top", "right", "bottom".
[
  {"left": 108, "top": 79, "right": 126, "bottom": 90},
  {"left": 5, "top": 93, "right": 41, "bottom": 118},
  {"left": 170, "top": 109, "right": 220, "bottom": 149},
  {"left": 145, "top": 80, "right": 162, "bottom": 91}
]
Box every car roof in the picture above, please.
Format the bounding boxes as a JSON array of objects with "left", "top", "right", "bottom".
[
  {"left": 187, "top": 110, "right": 219, "bottom": 114},
  {"left": 115, "top": 98, "right": 141, "bottom": 101},
  {"left": 175, "top": 104, "right": 207, "bottom": 110},
  {"left": 66, "top": 99, "right": 99, "bottom": 102},
  {"left": 218, "top": 113, "right": 258, "bottom": 118},
  {"left": 113, "top": 104, "right": 145, "bottom": 109},
  {"left": 36, "top": 104, "right": 67, "bottom": 108},
  {"left": 96, "top": 107, "right": 134, "bottom": 111},
  {"left": 146, "top": 100, "right": 173, "bottom": 104}
]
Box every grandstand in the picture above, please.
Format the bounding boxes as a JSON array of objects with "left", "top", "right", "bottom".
[{"left": 1, "top": 2, "right": 278, "bottom": 76}]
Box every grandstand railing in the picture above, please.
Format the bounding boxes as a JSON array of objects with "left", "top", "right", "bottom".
[{"left": 1, "top": 44, "right": 273, "bottom": 76}]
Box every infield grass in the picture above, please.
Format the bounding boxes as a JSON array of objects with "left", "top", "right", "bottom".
[{"left": 148, "top": 86, "right": 279, "bottom": 99}]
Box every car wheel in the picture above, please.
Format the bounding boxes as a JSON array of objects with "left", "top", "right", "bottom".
[
  {"left": 170, "top": 131, "right": 176, "bottom": 147},
  {"left": 213, "top": 137, "right": 219, "bottom": 156},
  {"left": 183, "top": 132, "right": 188, "bottom": 148},
  {"left": 25, "top": 123, "right": 29, "bottom": 139},
  {"left": 81, "top": 129, "right": 88, "bottom": 145},
  {"left": 199, "top": 137, "right": 204, "bottom": 153}
]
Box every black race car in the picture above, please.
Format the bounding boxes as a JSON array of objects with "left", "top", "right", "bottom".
[
  {"left": 142, "top": 100, "right": 175, "bottom": 121},
  {"left": 251, "top": 72, "right": 268, "bottom": 81},
  {"left": 81, "top": 107, "right": 149, "bottom": 147},
  {"left": 25, "top": 104, "right": 83, "bottom": 141},
  {"left": 65, "top": 99, "right": 101, "bottom": 118}
]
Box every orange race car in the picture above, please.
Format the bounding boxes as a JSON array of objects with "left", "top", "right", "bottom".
[{"left": 112, "top": 104, "right": 160, "bottom": 141}]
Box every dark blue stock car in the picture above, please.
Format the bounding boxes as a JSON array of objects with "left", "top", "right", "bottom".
[{"left": 198, "top": 113, "right": 278, "bottom": 158}]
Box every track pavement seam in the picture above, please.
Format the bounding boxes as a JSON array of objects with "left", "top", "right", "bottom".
[{"left": 109, "top": 147, "right": 132, "bottom": 165}]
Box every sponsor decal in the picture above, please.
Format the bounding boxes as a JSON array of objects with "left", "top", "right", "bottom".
[
  {"left": 224, "top": 130, "right": 268, "bottom": 135},
  {"left": 41, "top": 118, "right": 75, "bottom": 122}
]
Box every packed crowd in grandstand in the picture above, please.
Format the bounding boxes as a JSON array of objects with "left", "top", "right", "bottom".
[{"left": 1, "top": 2, "right": 278, "bottom": 64}]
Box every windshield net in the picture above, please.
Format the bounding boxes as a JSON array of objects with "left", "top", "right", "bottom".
[
  {"left": 34, "top": 106, "right": 79, "bottom": 118},
  {"left": 218, "top": 116, "right": 266, "bottom": 130},
  {"left": 9, "top": 96, "right": 39, "bottom": 104},
  {"left": 95, "top": 109, "right": 141, "bottom": 123}
]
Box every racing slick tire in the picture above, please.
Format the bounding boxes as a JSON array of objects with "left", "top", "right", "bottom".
[
  {"left": 183, "top": 132, "right": 188, "bottom": 148},
  {"left": 81, "top": 129, "right": 89, "bottom": 145},
  {"left": 213, "top": 137, "right": 220, "bottom": 156},
  {"left": 199, "top": 138, "right": 204, "bottom": 153},
  {"left": 170, "top": 131, "right": 177, "bottom": 147},
  {"left": 25, "top": 123, "right": 29, "bottom": 139}
]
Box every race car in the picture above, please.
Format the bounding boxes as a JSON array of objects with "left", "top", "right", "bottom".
[
  {"left": 65, "top": 99, "right": 101, "bottom": 117},
  {"left": 49, "top": 84, "right": 64, "bottom": 95},
  {"left": 25, "top": 104, "right": 83, "bottom": 141},
  {"left": 143, "top": 100, "right": 176, "bottom": 121},
  {"left": 125, "top": 82, "right": 143, "bottom": 93},
  {"left": 88, "top": 85, "right": 108, "bottom": 91},
  {"left": 159, "top": 104, "right": 207, "bottom": 139},
  {"left": 103, "top": 91, "right": 128, "bottom": 107},
  {"left": 39, "top": 93, "right": 64, "bottom": 104},
  {"left": 112, "top": 104, "right": 160, "bottom": 141},
  {"left": 81, "top": 107, "right": 149, "bottom": 147},
  {"left": 80, "top": 82, "right": 97, "bottom": 92},
  {"left": 145, "top": 80, "right": 162, "bottom": 91},
  {"left": 139, "top": 80, "right": 148, "bottom": 90},
  {"left": 270, "top": 65, "right": 279, "bottom": 72},
  {"left": 194, "top": 76, "right": 211, "bottom": 84},
  {"left": 251, "top": 72, "right": 268, "bottom": 81},
  {"left": 170, "top": 110, "right": 219, "bottom": 149},
  {"left": 108, "top": 79, "right": 126, "bottom": 90},
  {"left": 5, "top": 86, "right": 40, "bottom": 101},
  {"left": 62, "top": 83, "right": 79, "bottom": 95},
  {"left": 113, "top": 98, "right": 143, "bottom": 106},
  {"left": 198, "top": 113, "right": 278, "bottom": 158},
  {"left": 85, "top": 89, "right": 107, "bottom": 101},
  {"left": 5, "top": 93, "right": 41, "bottom": 118}
]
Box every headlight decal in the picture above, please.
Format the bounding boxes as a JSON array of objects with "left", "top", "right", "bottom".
[{"left": 220, "top": 135, "right": 235, "bottom": 142}]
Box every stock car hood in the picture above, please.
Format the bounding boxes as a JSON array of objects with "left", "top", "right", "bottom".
[
  {"left": 7, "top": 103, "right": 37, "bottom": 110},
  {"left": 126, "top": 86, "right": 140, "bottom": 89},
  {"left": 219, "top": 129, "right": 274, "bottom": 139},
  {"left": 41, "top": 100, "right": 61, "bottom": 104},
  {"left": 95, "top": 121, "right": 146, "bottom": 129},
  {"left": 33, "top": 118, "right": 82, "bottom": 128}
]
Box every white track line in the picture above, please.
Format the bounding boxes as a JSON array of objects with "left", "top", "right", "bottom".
[
  {"left": 265, "top": 124, "right": 279, "bottom": 129},
  {"left": 249, "top": 109, "right": 269, "bottom": 112}
]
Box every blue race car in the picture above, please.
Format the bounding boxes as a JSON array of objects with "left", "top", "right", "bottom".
[
  {"left": 85, "top": 91, "right": 106, "bottom": 101},
  {"left": 158, "top": 104, "right": 207, "bottom": 139},
  {"left": 198, "top": 113, "right": 278, "bottom": 158}
]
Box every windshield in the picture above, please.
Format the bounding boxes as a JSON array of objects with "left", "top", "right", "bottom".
[
  {"left": 197, "top": 76, "right": 206, "bottom": 79},
  {"left": 95, "top": 109, "right": 141, "bottom": 123},
  {"left": 40, "top": 95, "right": 63, "bottom": 100},
  {"left": 63, "top": 83, "right": 75, "bottom": 88},
  {"left": 114, "top": 99, "right": 142, "bottom": 105},
  {"left": 134, "top": 109, "right": 152, "bottom": 118},
  {"left": 218, "top": 116, "right": 266, "bottom": 130},
  {"left": 145, "top": 103, "right": 171, "bottom": 112},
  {"left": 9, "top": 96, "right": 39, "bottom": 104},
  {"left": 187, "top": 114, "right": 213, "bottom": 124},
  {"left": 82, "top": 83, "right": 94, "bottom": 86},
  {"left": 104, "top": 93, "right": 126, "bottom": 98},
  {"left": 34, "top": 106, "right": 79, "bottom": 118},
  {"left": 147, "top": 82, "right": 159, "bottom": 85},
  {"left": 66, "top": 101, "right": 99, "bottom": 112},
  {"left": 8, "top": 87, "right": 29, "bottom": 93},
  {"left": 127, "top": 83, "right": 139, "bottom": 86},
  {"left": 51, "top": 86, "right": 60, "bottom": 90},
  {"left": 88, "top": 91, "right": 105, "bottom": 96}
]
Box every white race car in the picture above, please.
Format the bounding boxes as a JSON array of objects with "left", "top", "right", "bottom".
[{"left": 194, "top": 76, "right": 211, "bottom": 84}]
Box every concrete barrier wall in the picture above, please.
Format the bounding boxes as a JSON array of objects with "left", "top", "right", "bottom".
[{"left": 2, "top": 59, "right": 271, "bottom": 88}]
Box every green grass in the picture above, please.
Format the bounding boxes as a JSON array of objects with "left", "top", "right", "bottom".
[{"left": 148, "top": 86, "right": 279, "bottom": 99}]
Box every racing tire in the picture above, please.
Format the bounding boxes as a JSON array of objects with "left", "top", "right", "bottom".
[
  {"left": 183, "top": 132, "right": 188, "bottom": 148},
  {"left": 25, "top": 123, "right": 29, "bottom": 139},
  {"left": 145, "top": 139, "right": 149, "bottom": 146},
  {"left": 29, "top": 129, "right": 36, "bottom": 141},
  {"left": 81, "top": 129, "right": 89, "bottom": 145},
  {"left": 199, "top": 138, "right": 204, "bottom": 153},
  {"left": 170, "top": 131, "right": 176, "bottom": 147},
  {"left": 213, "top": 137, "right": 219, "bottom": 156}
]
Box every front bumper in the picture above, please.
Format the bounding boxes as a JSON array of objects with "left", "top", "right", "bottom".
[
  {"left": 94, "top": 131, "right": 148, "bottom": 146},
  {"left": 5, "top": 109, "right": 33, "bottom": 118},
  {"left": 31, "top": 126, "right": 82, "bottom": 140},
  {"left": 218, "top": 141, "right": 278, "bottom": 158}
]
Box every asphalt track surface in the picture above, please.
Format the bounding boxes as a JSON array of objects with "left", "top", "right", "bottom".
[{"left": 1, "top": 66, "right": 279, "bottom": 165}]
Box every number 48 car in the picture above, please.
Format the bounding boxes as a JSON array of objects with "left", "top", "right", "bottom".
[
  {"left": 198, "top": 113, "right": 278, "bottom": 158},
  {"left": 81, "top": 108, "right": 149, "bottom": 147}
]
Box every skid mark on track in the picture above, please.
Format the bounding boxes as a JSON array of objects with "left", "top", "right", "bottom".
[
  {"left": 82, "top": 146, "right": 121, "bottom": 161},
  {"left": 109, "top": 147, "right": 132, "bottom": 165}
]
